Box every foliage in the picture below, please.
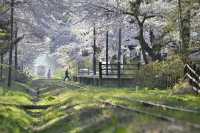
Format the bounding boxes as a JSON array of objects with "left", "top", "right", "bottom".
[
  {"left": 53, "top": 69, "right": 65, "bottom": 79},
  {"left": 0, "top": 79, "right": 200, "bottom": 132},
  {"left": 0, "top": 0, "right": 199, "bottom": 131},
  {"left": 172, "top": 81, "right": 197, "bottom": 95},
  {"left": 0, "top": 106, "right": 32, "bottom": 133},
  {"left": 0, "top": 83, "right": 33, "bottom": 133},
  {"left": 53, "top": 61, "right": 78, "bottom": 79},
  {"left": 136, "top": 55, "right": 184, "bottom": 88},
  {"left": 29, "top": 80, "right": 200, "bottom": 133},
  {"left": 0, "top": 84, "right": 32, "bottom": 105}
]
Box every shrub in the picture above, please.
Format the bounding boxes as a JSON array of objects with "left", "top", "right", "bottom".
[{"left": 136, "top": 55, "right": 184, "bottom": 89}]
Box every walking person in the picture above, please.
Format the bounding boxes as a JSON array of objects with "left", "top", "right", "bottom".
[
  {"left": 64, "top": 67, "right": 70, "bottom": 81},
  {"left": 35, "top": 87, "right": 40, "bottom": 102},
  {"left": 47, "top": 69, "right": 51, "bottom": 79}
]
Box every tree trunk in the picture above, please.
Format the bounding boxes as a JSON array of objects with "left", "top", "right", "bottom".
[
  {"left": 178, "top": 0, "right": 191, "bottom": 54},
  {"left": 8, "top": 0, "right": 14, "bottom": 87},
  {"left": 141, "top": 48, "right": 148, "bottom": 64},
  {"left": 182, "top": 9, "right": 191, "bottom": 53},
  {"left": 137, "top": 23, "right": 157, "bottom": 63},
  {"left": 178, "top": 0, "right": 183, "bottom": 50}
]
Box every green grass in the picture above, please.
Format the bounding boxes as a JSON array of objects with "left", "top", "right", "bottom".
[
  {"left": 0, "top": 79, "right": 200, "bottom": 133},
  {"left": 0, "top": 106, "right": 32, "bottom": 133},
  {"left": 0, "top": 32, "right": 7, "bottom": 37},
  {"left": 38, "top": 83, "right": 200, "bottom": 112},
  {"left": 0, "top": 81, "right": 34, "bottom": 133},
  {"left": 39, "top": 85, "right": 200, "bottom": 124},
  {"left": 0, "top": 84, "right": 32, "bottom": 105},
  {"left": 26, "top": 80, "right": 200, "bottom": 133},
  {"left": 53, "top": 69, "right": 65, "bottom": 79}
]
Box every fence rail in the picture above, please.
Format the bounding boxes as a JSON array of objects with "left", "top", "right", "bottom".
[
  {"left": 184, "top": 64, "right": 200, "bottom": 93},
  {"left": 77, "top": 62, "right": 181, "bottom": 88},
  {"left": 99, "top": 62, "right": 140, "bottom": 78}
]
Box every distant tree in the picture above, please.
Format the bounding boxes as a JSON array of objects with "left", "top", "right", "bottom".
[
  {"left": 0, "top": 2, "right": 9, "bottom": 80},
  {"left": 125, "top": 0, "right": 174, "bottom": 63},
  {"left": 178, "top": 0, "right": 191, "bottom": 54}
]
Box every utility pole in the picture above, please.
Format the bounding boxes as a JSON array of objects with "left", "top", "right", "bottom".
[
  {"left": 118, "top": 28, "right": 122, "bottom": 69},
  {"left": 117, "top": 28, "right": 122, "bottom": 87},
  {"left": 14, "top": 25, "right": 18, "bottom": 70},
  {"left": 8, "top": 0, "right": 14, "bottom": 87},
  {"left": 105, "top": 4, "right": 109, "bottom": 76},
  {"left": 106, "top": 31, "right": 109, "bottom": 75},
  {"left": 117, "top": 0, "right": 122, "bottom": 87},
  {"left": 93, "top": 26, "right": 96, "bottom": 75}
]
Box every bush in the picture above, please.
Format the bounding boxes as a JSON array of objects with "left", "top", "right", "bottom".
[
  {"left": 53, "top": 69, "right": 65, "bottom": 79},
  {"left": 136, "top": 55, "right": 184, "bottom": 89},
  {"left": 172, "top": 81, "right": 198, "bottom": 95},
  {"left": 0, "top": 106, "right": 32, "bottom": 133}
]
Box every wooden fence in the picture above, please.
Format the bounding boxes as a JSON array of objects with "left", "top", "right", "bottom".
[
  {"left": 77, "top": 62, "right": 181, "bottom": 88},
  {"left": 98, "top": 62, "right": 140, "bottom": 86},
  {"left": 78, "top": 62, "right": 140, "bottom": 78},
  {"left": 184, "top": 64, "right": 200, "bottom": 93},
  {"left": 98, "top": 62, "right": 141, "bottom": 79}
]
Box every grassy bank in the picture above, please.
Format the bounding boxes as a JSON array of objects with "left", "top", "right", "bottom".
[
  {"left": 0, "top": 82, "right": 33, "bottom": 133},
  {"left": 0, "top": 79, "right": 200, "bottom": 133},
  {"left": 31, "top": 80, "right": 200, "bottom": 133}
]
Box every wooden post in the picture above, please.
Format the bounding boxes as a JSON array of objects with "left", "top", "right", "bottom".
[
  {"left": 88, "top": 67, "right": 90, "bottom": 75},
  {"left": 137, "top": 62, "right": 140, "bottom": 70},
  {"left": 117, "top": 61, "right": 121, "bottom": 78},
  {"left": 99, "top": 62, "right": 102, "bottom": 86},
  {"left": 99, "top": 62, "right": 102, "bottom": 79},
  {"left": 77, "top": 64, "right": 80, "bottom": 76},
  {"left": 21, "top": 62, "right": 24, "bottom": 71},
  {"left": 93, "top": 26, "right": 97, "bottom": 75},
  {"left": 106, "top": 31, "right": 109, "bottom": 75}
]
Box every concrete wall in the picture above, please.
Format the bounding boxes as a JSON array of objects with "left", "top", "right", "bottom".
[{"left": 77, "top": 76, "right": 138, "bottom": 87}]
